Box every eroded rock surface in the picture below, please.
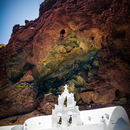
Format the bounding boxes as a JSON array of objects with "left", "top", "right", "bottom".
[{"left": 0, "top": 0, "right": 129, "bottom": 125}]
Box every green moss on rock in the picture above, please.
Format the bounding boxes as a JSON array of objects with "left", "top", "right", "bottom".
[
  {"left": 6, "top": 51, "right": 26, "bottom": 83},
  {"left": 36, "top": 32, "right": 101, "bottom": 95},
  {"left": 37, "top": 32, "right": 99, "bottom": 80}
]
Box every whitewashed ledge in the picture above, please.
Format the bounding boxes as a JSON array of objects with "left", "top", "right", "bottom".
[{"left": 0, "top": 125, "right": 23, "bottom": 130}]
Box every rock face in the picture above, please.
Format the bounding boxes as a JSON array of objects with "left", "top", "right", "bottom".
[
  {"left": 0, "top": 82, "right": 37, "bottom": 119},
  {"left": 37, "top": 94, "right": 58, "bottom": 115},
  {"left": 0, "top": 0, "right": 130, "bottom": 125}
]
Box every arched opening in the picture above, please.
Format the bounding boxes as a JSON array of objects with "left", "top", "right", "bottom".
[
  {"left": 113, "top": 118, "right": 130, "bottom": 130},
  {"left": 58, "top": 116, "right": 62, "bottom": 125},
  {"left": 57, "top": 113, "right": 62, "bottom": 126},
  {"left": 64, "top": 96, "right": 67, "bottom": 107},
  {"left": 68, "top": 115, "right": 72, "bottom": 125},
  {"left": 67, "top": 111, "right": 73, "bottom": 126}
]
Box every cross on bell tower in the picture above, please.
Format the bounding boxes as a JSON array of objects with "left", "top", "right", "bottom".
[{"left": 52, "top": 84, "right": 83, "bottom": 128}]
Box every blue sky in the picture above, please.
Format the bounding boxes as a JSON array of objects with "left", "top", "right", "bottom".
[{"left": 0, "top": 0, "right": 44, "bottom": 44}]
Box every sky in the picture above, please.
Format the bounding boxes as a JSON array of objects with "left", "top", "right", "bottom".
[{"left": 0, "top": 0, "right": 44, "bottom": 44}]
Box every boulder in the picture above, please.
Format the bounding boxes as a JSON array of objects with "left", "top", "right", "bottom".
[
  {"left": 37, "top": 94, "right": 58, "bottom": 114},
  {"left": 0, "top": 82, "right": 37, "bottom": 119},
  {"left": 80, "top": 87, "right": 116, "bottom": 105}
]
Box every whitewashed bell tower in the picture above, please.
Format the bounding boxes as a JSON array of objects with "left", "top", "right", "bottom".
[{"left": 52, "top": 84, "right": 83, "bottom": 128}]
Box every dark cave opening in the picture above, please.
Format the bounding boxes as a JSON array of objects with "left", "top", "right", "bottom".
[
  {"left": 60, "top": 29, "right": 65, "bottom": 35},
  {"left": 115, "top": 89, "right": 120, "bottom": 98},
  {"left": 90, "top": 36, "right": 94, "bottom": 40}
]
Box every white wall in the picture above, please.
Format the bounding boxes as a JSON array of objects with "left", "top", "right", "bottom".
[
  {"left": 0, "top": 125, "right": 23, "bottom": 130},
  {"left": 0, "top": 106, "right": 129, "bottom": 130}
]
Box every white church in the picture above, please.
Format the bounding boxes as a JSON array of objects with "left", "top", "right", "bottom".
[{"left": 0, "top": 85, "right": 130, "bottom": 130}]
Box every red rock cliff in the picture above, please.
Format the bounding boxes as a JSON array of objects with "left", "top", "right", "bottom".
[{"left": 0, "top": 0, "right": 130, "bottom": 125}]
